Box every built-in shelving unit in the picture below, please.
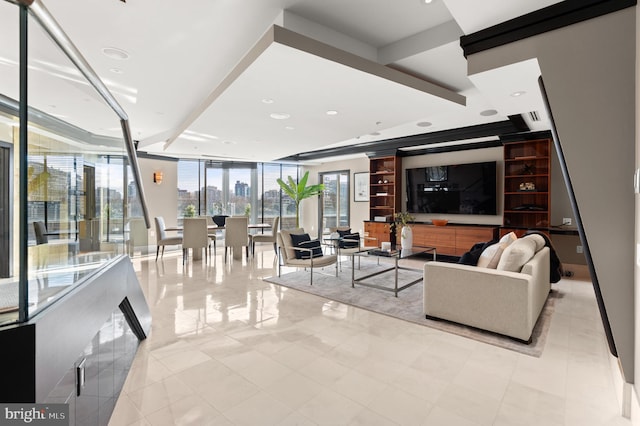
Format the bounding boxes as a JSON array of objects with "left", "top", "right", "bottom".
[
  {"left": 503, "top": 139, "right": 551, "bottom": 235},
  {"left": 364, "top": 155, "right": 402, "bottom": 244},
  {"left": 368, "top": 155, "right": 401, "bottom": 222}
]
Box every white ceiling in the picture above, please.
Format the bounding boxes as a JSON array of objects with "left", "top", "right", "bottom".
[{"left": 0, "top": 0, "right": 563, "bottom": 163}]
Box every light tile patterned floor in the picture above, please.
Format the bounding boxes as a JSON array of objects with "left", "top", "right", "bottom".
[{"left": 109, "top": 248, "right": 630, "bottom": 425}]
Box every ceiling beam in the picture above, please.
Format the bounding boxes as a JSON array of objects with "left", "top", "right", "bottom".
[
  {"left": 162, "top": 24, "right": 466, "bottom": 152},
  {"left": 274, "top": 25, "right": 465, "bottom": 106},
  {"left": 278, "top": 118, "right": 527, "bottom": 162},
  {"left": 378, "top": 20, "right": 463, "bottom": 65}
]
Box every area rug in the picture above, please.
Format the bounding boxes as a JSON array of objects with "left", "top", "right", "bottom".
[{"left": 264, "top": 262, "right": 556, "bottom": 357}]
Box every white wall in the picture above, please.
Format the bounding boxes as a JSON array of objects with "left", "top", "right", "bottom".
[
  {"left": 138, "top": 157, "right": 179, "bottom": 243},
  {"left": 468, "top": 6, "right": 637, "bottom": 384}
]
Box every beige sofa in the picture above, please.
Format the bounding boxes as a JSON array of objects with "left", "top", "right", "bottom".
[{"left": 423, "top": 246, "right": 550, "bottom": 342}]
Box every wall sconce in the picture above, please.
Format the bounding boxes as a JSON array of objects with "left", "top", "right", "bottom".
[{"left": 153, "top": 171, "right": 163, "bottom": 185}]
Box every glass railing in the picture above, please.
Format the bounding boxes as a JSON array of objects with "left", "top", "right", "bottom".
[
  {"left": 0, "top": 1, "right": 20, "bottom": 325},
  {"left": 0, "top": 1, "right": 148, "bottom": 326}
]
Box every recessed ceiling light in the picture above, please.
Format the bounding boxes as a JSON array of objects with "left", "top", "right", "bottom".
[
  {"left": 480, "top": 109, "right": 498, "bottom": 116},
  {"left": 326, "top": 110, "right": 338, "bottom": 116},
  {"left": 416, "top": 121, "right": 432, "bottom": 127},
  {"left": 421, "top": 0, "right": 433, "bottom": 4},
  {"left": 262, "top": 98, "right": 274, "bottom": 104},
  {"left": 270, "top": 112, "right": 290, "bottom": 120},
  {"left": 109, "top": 68, "right": 123, "bottom": 74},
  {"left": 101, "top": 47, "right": 130, "bottom": 60},
  {"left": 511, "top": 91, "right": 526, "bottom": 97},
  {"left": 285, "top": 126, "right": 295, "bottom": 130}
]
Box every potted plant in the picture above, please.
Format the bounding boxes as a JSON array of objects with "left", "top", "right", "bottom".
[
  {"left": 392, "top": 211, "right": 415, "bottom": 249},
  {"left": 184, "top": 204, "right": 196, "bottom": 218},
  {"left": 277, "top": 171, "right": 325, "bottom": 227}
]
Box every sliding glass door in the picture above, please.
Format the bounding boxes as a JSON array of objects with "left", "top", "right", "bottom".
[{"left": 319, "top": 171, "right": 350, "bottom": 234}]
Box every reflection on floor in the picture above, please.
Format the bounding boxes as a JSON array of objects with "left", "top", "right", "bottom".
[{"left": 106, "top": 247, "right": 627, "bottom": 425}]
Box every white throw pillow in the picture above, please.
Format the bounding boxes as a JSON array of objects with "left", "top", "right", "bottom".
[
  {"left": 522, "top": 233, "right": 546, "bottom": 252},
  {"left": 499, "top": 231, "right": 517, "bottom": 246},
  {"left": 497, "top": 237, "right": 537, "bottom": 272},
  {"left": 477, "top": 242, "right": 507, "bottom": 269}
]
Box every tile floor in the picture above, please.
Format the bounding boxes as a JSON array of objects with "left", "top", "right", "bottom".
[{"left": 109, "top": 247, "right": 630, "bottom": 425}]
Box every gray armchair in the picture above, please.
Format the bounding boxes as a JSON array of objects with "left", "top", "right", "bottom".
[{"left": 277, "top": 228, "right": 337, "bottom": 285}]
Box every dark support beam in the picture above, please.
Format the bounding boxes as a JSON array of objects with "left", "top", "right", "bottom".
[
  {"left": 18, "top": 4, "right": 28, "bottom": 322},
  {"left": 460, "top": 0, "right": 636, "bottom": 57},
  {"left": 539, "top": 76, "right": 618, "bottom": 359},
  {"left": 278, "top": 120, "right": 527, "bottom": 162}
]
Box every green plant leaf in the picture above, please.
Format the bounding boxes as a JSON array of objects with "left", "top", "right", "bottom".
[
  {"left": 298, "top": 171, "right": 309, "bottom": 195},
  {"left": 276, "top": 171, "right": 325, "bottom": 227},
  {"left": 277, "top": 177, "right": 297, "bottom": 201}
]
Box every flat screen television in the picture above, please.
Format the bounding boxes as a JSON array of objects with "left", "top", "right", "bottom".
[{"left": 406, "top": 161, "right": 497, "bottom": 215}]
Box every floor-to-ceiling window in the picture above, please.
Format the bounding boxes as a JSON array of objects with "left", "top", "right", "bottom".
[
  {"left": 279, "top": 164, "right": 299, "bottom": 229},
  {"left": 227, "top": 163, "right": 257, "bottom": 219},
  {"left": 176, "top": 160, "right": 299, "bottom": 228},
  {"left": 177, "top": 160, "right": 202, "bottom": 220},
  {"left": 260, "top": 163, "right": 282, "bottom": 229},
  {"left": 205, "top": 165, "right": 223, "bottom": 215}
]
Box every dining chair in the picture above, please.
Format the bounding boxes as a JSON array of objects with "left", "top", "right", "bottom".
[
  {"left": 200, "top": 215, "right": 218, "bottom": 254},
  {"left": 33, "top": 221, "right": 48, "bottom": 245},
  {"left": 182, "top": 217, "right": 210, "bottom": 264},
  {"left": 224, "top": 216, "right": 249, "bottom": 262},
  {"left": 249, "top": 216, "right": 279, "bottom": 255},
  {"left": 154, "top": 216, "right": 182, "bottom": 261},
  {"left": 32, "top": 221, "right": 79, "bottom": 268},
  {"left": 33, "top": 221, "right": 79, "bottom": 250}
]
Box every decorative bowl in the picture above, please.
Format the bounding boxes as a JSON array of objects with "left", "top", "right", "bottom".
[{"left": 431, "top": 219, "right": 449, "bottom": 226}]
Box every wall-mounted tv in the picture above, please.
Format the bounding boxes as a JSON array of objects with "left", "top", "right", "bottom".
[{"left": 406, "top": 161, "right": 497, "bottom": 215}]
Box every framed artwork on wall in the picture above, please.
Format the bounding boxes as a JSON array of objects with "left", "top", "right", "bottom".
[{"left": 354, "top": 172, "right": 369, "bottom": 202}]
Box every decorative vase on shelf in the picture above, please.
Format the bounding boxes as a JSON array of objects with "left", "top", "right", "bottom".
[{"left": 401, "top": 226, "right": 413, "bottom": 249}]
